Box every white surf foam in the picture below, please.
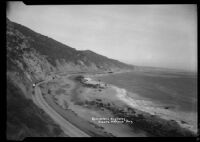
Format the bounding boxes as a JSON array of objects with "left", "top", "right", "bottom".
[
  {"left": 112, "top": 86, "right": 196, "bottom": 133},
  {"left": 86, "top": 76, "right": 197, "bottom": 133}
]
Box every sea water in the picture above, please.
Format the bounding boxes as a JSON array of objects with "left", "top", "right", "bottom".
[
  {"left": 95, "top": 71, "right": 197, "bottom": 113},
  {"left": 94, "top": 70, "right": 197, "bottom": 132}
]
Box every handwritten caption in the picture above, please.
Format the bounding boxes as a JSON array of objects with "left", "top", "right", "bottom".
[{"left": 92, "top": 117, "right": 133, "bottom": 124}]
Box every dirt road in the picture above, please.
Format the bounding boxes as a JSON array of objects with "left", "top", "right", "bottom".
[{"left": 32, "top": 77, "right": 90, "bottom": 137}]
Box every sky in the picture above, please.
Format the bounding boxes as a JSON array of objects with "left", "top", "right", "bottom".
[{"left": 7, "top": 2, "right": 197, "bottom": 72}]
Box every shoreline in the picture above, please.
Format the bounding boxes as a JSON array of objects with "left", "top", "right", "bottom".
[
  {"left": 113, "top": 86, "right": 197, "bottom": 133},
  {"left": 82, "top": 74, "right": 197, "bottom": 134},
  {"left": 37, "top": 71, "right": 197, "bottom": 137}
]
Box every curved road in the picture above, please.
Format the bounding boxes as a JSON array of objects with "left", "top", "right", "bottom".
[{"left": 32, "top": 77, "right": 90, "bottom": 137}]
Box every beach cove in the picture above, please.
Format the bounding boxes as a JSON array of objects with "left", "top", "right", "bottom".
[{"left": 38, "top": 71, "right": 197, "bottom": 137}]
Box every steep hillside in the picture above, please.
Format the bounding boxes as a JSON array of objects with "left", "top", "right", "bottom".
[
  {"left": 80, "top": 50, "right": 134, "bottom": 70},
  {"left": 6, "top": 18, "right": 134, "bottom": 139},
  {"left": 7, "top": 18, "right": 134, "bottom": 76},
  {"left": 7, "top": 78, "right": 64, "bottom": 140}
]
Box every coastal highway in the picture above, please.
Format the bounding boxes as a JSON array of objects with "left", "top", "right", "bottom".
[{"left": 32, "top": 77, "right": 90, "bottom": 137}]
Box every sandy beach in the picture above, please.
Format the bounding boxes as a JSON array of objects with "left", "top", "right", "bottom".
[
  {"left": 38, "top": 72, "right": 196, "bottom": 137},
  {"left": 88, "top": 72, "right": 197, "bottom": 133},
  {"left": 39, "top": 73, "right": 148, "bottom": 136}
]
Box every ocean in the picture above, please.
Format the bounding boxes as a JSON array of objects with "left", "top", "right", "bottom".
[{"left": 94, "top": 70, "right": 197, "bottom": 113}]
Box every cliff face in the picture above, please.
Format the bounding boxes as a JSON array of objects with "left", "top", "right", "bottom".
[
  {"left": 6, "top": 17, "right": 134, "bottom": 100},
  {"left": 6, "top": 18, "right": 134, "bottom": 139},
  {"left": 7, "top": 18, "right": 134, "bottom": 82}
]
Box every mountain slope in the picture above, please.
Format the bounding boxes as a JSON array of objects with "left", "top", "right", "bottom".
[
  {"left": 7, "top": 18, "right": 134, "bottom": 75},
  {"left": 7, "top": 77, "right": 64, "bottom": 140},
  {"left": 6, "top": 18, "right": 134, "bottom": 139}
]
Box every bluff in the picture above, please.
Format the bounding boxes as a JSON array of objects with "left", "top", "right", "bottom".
[{"left": 6, "top": 18, "right": 134, "bottom": 139}]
